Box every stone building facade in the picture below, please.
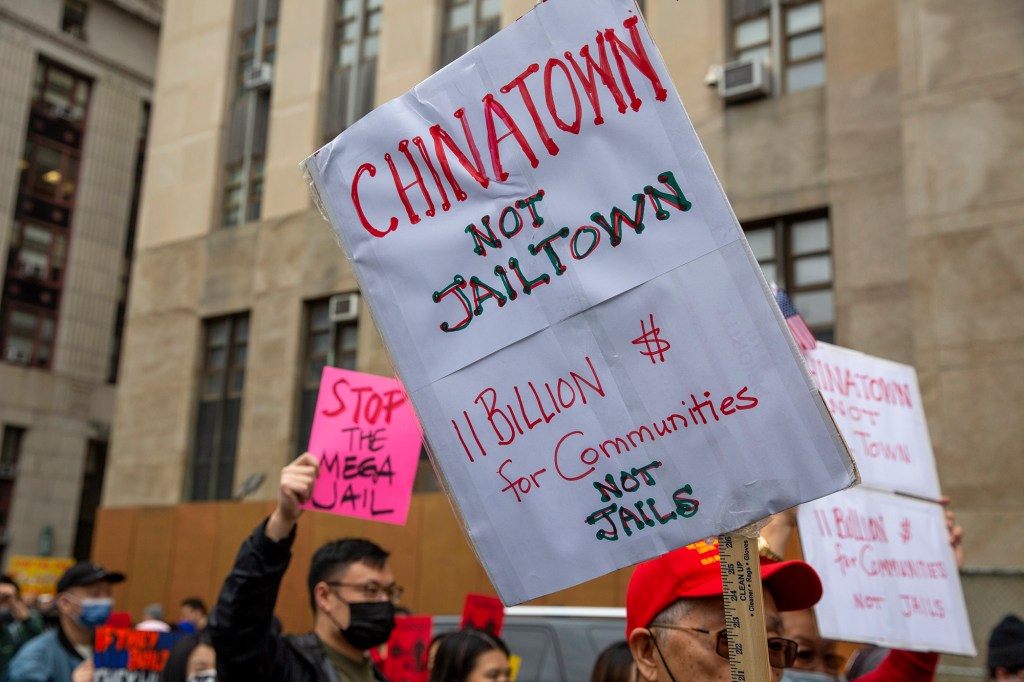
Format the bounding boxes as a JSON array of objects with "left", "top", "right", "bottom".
[{"left": 0, "top": 0, "right": 159, "bottom": 561}]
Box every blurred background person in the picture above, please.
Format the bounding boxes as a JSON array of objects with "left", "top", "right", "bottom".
[
  {"left": 178, "top": 599, "right": 208, "bottom": 634},
  {"left": 160, "top": 631, "right": 217, "bottom": 682},
  {"left": 6, "top": 561, "right": 125, "bottom": 682},
  {"left": 591, "top": 640, "right": 634, "bottom": 682},
  {"left": 137, "top": 603, "right": 171, "bottom": 632},
  {"left": 0, "top": 575, "right": 45, "bottom": 678},
  {"left": 427, "top": 632, "right": 451, "bottom": 672},
  {"left": 987, "top": 614, "right": 1024, "bottom": 682},
  {"left": 429, "top": 628, "right": 511, "bottom": 682}
]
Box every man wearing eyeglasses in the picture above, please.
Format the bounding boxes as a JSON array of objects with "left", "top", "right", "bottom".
[
  {"left": 208, "top": 453, "right": 400, "bottom": 681},
  {"left": 626, "top": 539, "right": 821, "bottom": 682}
]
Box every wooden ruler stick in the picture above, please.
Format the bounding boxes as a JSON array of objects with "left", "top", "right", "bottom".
[{"left": 718, "top": 526, "right": 771, "bottom": 682}]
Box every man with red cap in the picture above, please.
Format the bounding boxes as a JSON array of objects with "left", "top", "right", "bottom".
[{"left": 626, "top": 538, "right": 821, "bottom": 682}]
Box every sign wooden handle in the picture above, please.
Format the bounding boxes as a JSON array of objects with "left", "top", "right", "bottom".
[{"left": 718, "top": 530, "right": 772, "bottom": 682}]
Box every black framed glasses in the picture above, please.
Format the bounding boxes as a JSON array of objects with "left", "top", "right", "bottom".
[
  {"left": 649, "top": 623, "right": 798, "bottom": 669},
  {"left": 326, "top": 580, "right": 404, "bottom": 604}
]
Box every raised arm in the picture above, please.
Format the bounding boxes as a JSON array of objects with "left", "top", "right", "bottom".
[{"left": 208, "top": 453, "right": 320, "bottom": 681}]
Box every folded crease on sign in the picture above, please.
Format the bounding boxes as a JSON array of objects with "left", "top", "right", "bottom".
[{"left": 718, "top": 478, "right": 802, "bottom": 534}]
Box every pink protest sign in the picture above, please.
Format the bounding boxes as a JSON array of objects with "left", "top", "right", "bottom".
[{"left": 303, "top": 367, "right": 422, "bottom": 525}]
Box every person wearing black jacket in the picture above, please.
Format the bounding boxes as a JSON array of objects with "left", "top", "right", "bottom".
[{"left": 208, "top": 453, "right": 399, "bottom": 681}]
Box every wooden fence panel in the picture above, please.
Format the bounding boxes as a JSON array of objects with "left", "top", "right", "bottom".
[{"left": 92, "top": 493, "right": 629, "bottom": 634}]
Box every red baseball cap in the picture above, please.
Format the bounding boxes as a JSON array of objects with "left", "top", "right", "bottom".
[{"left": 625, "top": 539, "right": 822, "bottom": 636}]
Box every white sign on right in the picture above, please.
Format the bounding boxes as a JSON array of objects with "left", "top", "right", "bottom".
[
  {"left": 798, "top": 487, "right": 975, "bottom": 655},
  {"left": 803, "top": 342, "right": 940, "bottom": 499}
]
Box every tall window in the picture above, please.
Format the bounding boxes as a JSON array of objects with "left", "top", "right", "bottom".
[
  {"left": 439, "top": 0, "right": 501, "bottom": 67},
  {"left": 296, "top": 296, "right": 359, "bottom": 453},
  {"left": 223, "top": 0, "right": 278, "bottom": 227},
  {"left": 73, "top": 439, "right": 106, "bottom": 561},
  {"left": 62, "top": 0, "right": 88, "bottom": 40},
  {"left": 730, "top": 0, "right": 825, "bottom": 94},
  {"left": 324, "top": 0, "right": 381, "bottom": 140},
  {"left": 745, "top": 211, "right": 834, "bottom": 341},
  {"left": 190, "top": 314, "right": 249, "bottom": 500},
  {"left": 0, "top": 426, "right": 26, "bottom": 564},
  {"left": 108, "top": 103, "right": 149, "bottom": 383},
  {"left": 2, "top": 59, "right": 91, "bottom": 368}
]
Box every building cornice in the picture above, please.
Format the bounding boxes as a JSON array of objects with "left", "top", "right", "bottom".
[{"left": 0, "top": 5, "right": 156, "bottom": 88}]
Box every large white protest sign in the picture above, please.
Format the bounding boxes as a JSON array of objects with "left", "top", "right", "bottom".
[
  {"left": 303, "top": 0, "right": 856, "bottom": 603},
  {"left": 803, "top": 342, "right": 940, "bottom": 499},
  {"left": 798, "top": 487, "right": 975, "bottom": 655}
]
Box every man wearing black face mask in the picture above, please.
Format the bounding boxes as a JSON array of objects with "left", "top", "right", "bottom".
[{"left": 208, "top": 453, "right": 397, "bottom": 681}]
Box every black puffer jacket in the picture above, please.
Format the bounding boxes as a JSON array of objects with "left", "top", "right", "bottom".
[{"left": 207, "top": 519, "right": 387, "bottom": 682}]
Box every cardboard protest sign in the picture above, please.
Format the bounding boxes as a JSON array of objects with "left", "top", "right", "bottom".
[
  {"left": 303, "top": 367, "right": 422, "bottom": 524},
  {"left": 94, "top": 627, "right": 185, "bottom": 681},
  {"left": 460, "top": 593, "right": 505, "bottom": 636},
  {"left": 798, "top": 487, "right": 975, "bottom": 655},
  {"left": 303, "top": 0, "right": 856, "bottom": 603},
  {"left": 383, "top": 616, "right": 433, "bottom": 682},
  {"left": 803, "top": 342, "right": 940, "bottom": 499},
  {"left": 6, "top": 555, "right": 74, "bottom": 597}
]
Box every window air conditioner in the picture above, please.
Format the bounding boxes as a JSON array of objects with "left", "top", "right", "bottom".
[
  {"left": 718, "top": 59, "right": 772, "bottom": 103},
  {"left": 328, "top": 293, "right": 359, "bottom": 323},
  {"left": 4, "top": 348, "right": 29, "bottom": 365},
  {"left": 243, "top": 62, "right": 273, "bottom": 90}
]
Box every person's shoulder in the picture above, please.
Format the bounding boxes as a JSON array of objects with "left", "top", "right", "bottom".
[
  {"left": 6, "top": 629, "right": 59, "bottom": 678},
  {"left": 242, "top": 633, "right": 325, "bottom": 682},
  {"left": 283, "top": 632, "right": 322, "bottom": 661},
  {"left": 10, "top": 628, "right": 57, "bottom": 656}
]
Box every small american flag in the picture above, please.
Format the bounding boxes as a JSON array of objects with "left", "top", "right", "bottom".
[{"left": 771, "top": 283, "right": 817, "bottom": 350}]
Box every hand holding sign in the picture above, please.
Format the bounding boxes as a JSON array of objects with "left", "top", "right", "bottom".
[
  {"left": 72, "top": 659, "right": 93, "bottom": 682},
  {"left": 267, "top": 453, "right": 319, "bottom": 542}
]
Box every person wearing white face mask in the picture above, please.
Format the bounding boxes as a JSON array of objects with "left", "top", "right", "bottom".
[
  {"left": 4, "top": 562, "right": 125, "bottom": 682},
  {"left": 159, "top": 631, "right": 217, "bottom": 682}
]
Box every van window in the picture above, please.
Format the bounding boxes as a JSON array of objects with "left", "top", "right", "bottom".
[{"left": 503, "top": 625, "right": 563, "bottom": 682}]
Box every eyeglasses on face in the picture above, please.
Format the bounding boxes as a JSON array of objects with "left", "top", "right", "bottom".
[
  {"left": 794, "top": 648, "right": 845, "bottom": 673},
  {"left": 326, "top": 580, "right": 404, "bottom": 603},
  {"left": 649, "top": 623, "right": 799, "bottom": 669}
]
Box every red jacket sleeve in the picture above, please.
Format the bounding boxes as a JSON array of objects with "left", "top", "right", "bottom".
[{"left": 856, "top": 649, "right": 939, "bottom": 682}]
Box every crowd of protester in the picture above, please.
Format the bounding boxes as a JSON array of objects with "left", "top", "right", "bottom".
[{"left": 0, "top": 453, "right": 1019, "bottom": 682}]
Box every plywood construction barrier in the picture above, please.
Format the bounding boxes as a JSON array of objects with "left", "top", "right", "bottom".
[{"left": 91, "top": 493, "right": 633, "bottom": 633}]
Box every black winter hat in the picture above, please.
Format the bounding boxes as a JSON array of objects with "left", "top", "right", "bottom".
[
  {"left": 988, "top": 614, "right": 1024, "bottom": 671},
  {"left": 56, "top": 562, "right": 125, "bottom": 593}
]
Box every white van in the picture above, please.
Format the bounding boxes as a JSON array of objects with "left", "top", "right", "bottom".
[{"left": 433, "top": 606, "right": 627, "bottom": 681}]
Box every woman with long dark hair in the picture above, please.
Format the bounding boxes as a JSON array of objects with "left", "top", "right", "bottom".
[
  {"left": 591, "top": 640, "right": 635, "bottom": 682},
  {"left": 159, "top": 631, "right": 216, "bottom": 682},
  {"left": 429, "top": 628, "right": 511, "bottom": 682}
]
